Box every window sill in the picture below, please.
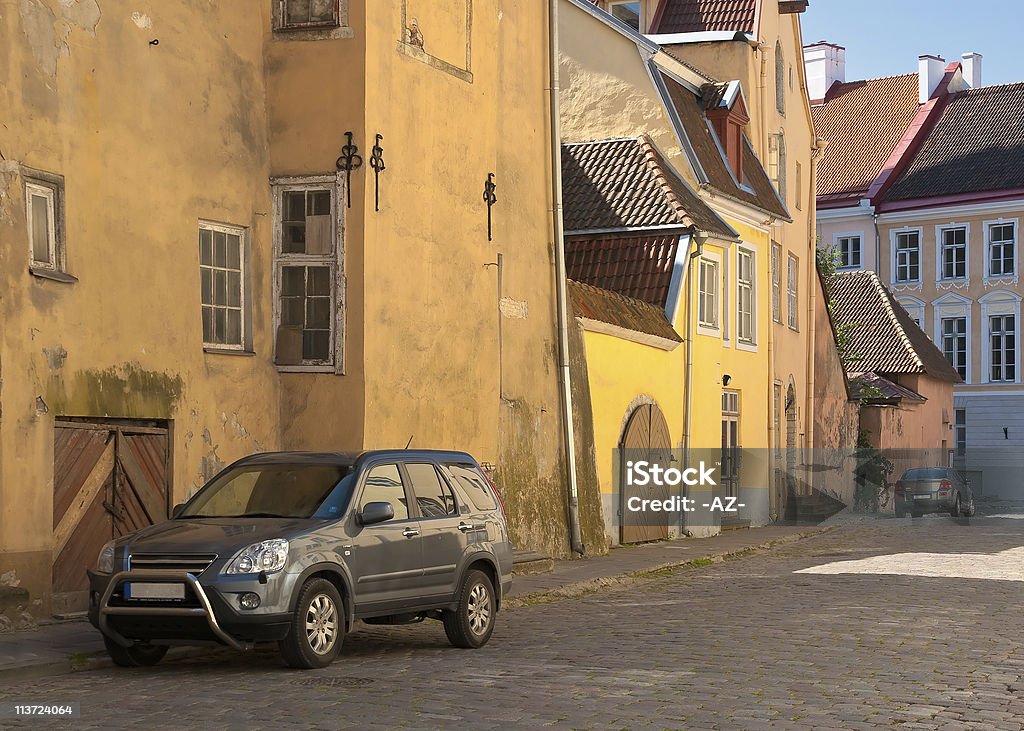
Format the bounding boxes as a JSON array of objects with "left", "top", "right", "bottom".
[
  {"left": 30, "top": 267, "right": 78, "bottom": 283},
  {"left": 276, "top": 365, "right": 337, "bottom": 374},
  {"left": 204, "top": 347, "right": 255, "bottom": 357},
  {"left": 272, "top": 25, "right": 353, "bottom": 41},
  {"left": 736, "top": 340, "right": 758, "bottom": 353}
]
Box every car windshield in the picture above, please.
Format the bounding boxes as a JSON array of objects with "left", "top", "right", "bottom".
[
  {"left": 902, "top": 468, "right": 949, "bottom": 480},
  {"left": 179, "top": 463, "right": 356, "bottom": 519}
]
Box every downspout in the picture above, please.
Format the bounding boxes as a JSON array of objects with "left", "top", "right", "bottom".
[
  {"left": 766, "top": 227, "right": 776, "bottom": 518},
  {"left": 549, "top": 0, "right": 585, "bottom": 556},
  {"left": 682, "top": 231, "right": 708, "bottom": 466},
  {"left": 805, "top": 140, "right": 825, "bottom": 456},
  {"left": 757, "top": 43, "right": 769, "bottom": 158}
]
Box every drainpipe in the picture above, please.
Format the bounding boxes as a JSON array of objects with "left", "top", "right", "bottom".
[
  {"left": 549, "top": 0, "right": 584, "bottom": 557},
  {"left": 757, "top": 43, "right": 769, "bottom": 158},
  {"left": 805, "top": 141, "right": 825, "bottom": 457},
  {"left": 682, "top": 230, "right": 709, "bottom": 467}
]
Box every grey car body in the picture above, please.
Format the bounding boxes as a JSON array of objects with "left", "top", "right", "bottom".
[
  {"left": 894, "top": 467, "right": 976, "bottom": 518},
  {"left": 87, "top": 449, "right": 512, "bottom": 667}
]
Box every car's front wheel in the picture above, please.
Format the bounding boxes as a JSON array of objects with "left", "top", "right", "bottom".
[
  {"left": 103, "top": 636, "right": 168, "bottom": 667},
  {"left": 279, "top": 578, "right": 344, "bottom": 669},
  {"left": 443, "top": 569, "right": 496, "bottom": 649},
  {"left": 950, "top": 495, "right": 961, "bottom": 518}
]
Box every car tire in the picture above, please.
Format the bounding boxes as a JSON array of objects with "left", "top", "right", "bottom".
[
  {"left": 443, "top": 569, "right": 495, "bottom": 649},
  {"left": 103, "top": 636, "right": 168, "bottom": 667},
  {"left": 279, "top": 578, "right": 344, "bottom": 669},
  {"left": 967, "top": 498, "right": 977, "bottom": 517},
  {"left": 950, "top": 496, "right": 961, "bottom": 518}
]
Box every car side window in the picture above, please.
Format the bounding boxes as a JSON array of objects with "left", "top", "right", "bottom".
[
  {"left": 359, "top": 464, "right": 409, "bottom": 521},
  {"left": 405, "top": 463, "right": 457, "bottom": 519},
  {"left": 445, "top": 464, "right": 497, "bottom": 511}
]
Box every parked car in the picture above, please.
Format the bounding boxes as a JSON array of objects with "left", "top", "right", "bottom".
[
  {"left": 87, "top": 450, "right": 512, "bottom": 669},
  {"left": 893, "top": 467, "right": 976, "bottom": 519}
]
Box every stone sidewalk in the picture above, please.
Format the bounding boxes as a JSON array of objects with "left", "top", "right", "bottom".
[{"left": 0, "top": 524, "right": 828, "bottom": 682}]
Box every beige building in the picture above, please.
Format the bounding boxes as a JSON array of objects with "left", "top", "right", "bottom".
[{"left": 1, "top": 0, "right": 600, "bottom": 620}]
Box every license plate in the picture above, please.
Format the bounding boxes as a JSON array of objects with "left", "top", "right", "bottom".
[
  {"left": 125, "top": 583, "right": 185, "bottom": 600},
  {"left": 913, "top": 494, "right": 931, "bottom": 501}
]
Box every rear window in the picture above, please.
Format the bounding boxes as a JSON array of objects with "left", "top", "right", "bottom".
[
  {"left": 902, "top": 468, "right": 949, "bottom": 480},
  {"left": 445, "top": 463, "right": 497, "bottom": 511}
]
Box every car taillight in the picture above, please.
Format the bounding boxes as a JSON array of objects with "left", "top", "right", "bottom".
[
  {"left": 894, "top": 481, "right": 905, "bottom": 493},
  {"left": 939, "top": 479, "right": 952, "bottom": 489},
  {"left": 483, "top": 472, "right": 507, "bottom": 518}
]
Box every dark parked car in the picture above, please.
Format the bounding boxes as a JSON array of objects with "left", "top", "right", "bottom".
[
  {"left": 87, "top": 450, "right": 512, "bottom": 669},
  {"left": 894, "top": 467, "right": 976, "bottom": 519}
]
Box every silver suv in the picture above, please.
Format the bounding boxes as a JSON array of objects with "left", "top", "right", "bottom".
[{"left": 87, "top": 450, "right": 512, "bottom": 669}]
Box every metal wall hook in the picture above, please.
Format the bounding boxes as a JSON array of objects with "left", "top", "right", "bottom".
[
  {"left": 370, "top": 134, "right": 386, "bottom": 212},
  {"left": 483, "top": 173, "right": 497, "bottom": 241},
  {"left": 335, "top": 131, "right": 362, "bottom": 209}
]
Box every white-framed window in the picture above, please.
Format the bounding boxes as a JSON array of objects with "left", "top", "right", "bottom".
[
  {"left": 940, "top": 317, "right": 968, "bottom": 380},
  {"left": 937, "top": 224, "right": 968, "bottom": 281},
  {"left": 836, "top": 234, "right": 862, "bottom": 270},
  {"left": 272, "top": 175, "right": 344, "bottom": 372},
  {"left": 278, "top": 0, "right": 340, "bottom": 30},
  {"left": 980, "top": 291, "right": 1021, "bottom": 384},
  {"left": 721, "top": 252, "right": 730, "bottom": 342},
  {"left": 954, "top": 408, "right": 966, "bottom": 456},
  {"left": 892, "top": 228, "right": 921, "bottom": 284},
  {"left": 24, "top": 169, "right": 67, "bottom": 275},
  {"left": 698, "top": 257, "right": 720, "bottom": 331},
  {"left": 771, "top": 242, "right": 782, "bottom": 323},
  {"left": 199, "top": 221, "right": 249, "bottom": 351},
  {"left": 736, "top": 247, "right": 756, "bottom": 346},
  {"left": 897, "top": 296, "right": 925, "bottom": 330},
  {"left": 768, "top": 133, "right": 786, "bottom": 203},
  {"left": 608, "top": 1, "right": 643, "bottom": 30},
  {"left": 787, "top": 254, "right": 798, "bottom": 330},
  {"left": 775, "top": 40, "right": 785, "bottom": 116},
  {"left": 986, "top": 219, "right": 1017, "bottom": 278}
]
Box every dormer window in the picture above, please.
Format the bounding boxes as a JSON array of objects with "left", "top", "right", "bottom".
[
  {"left": 704, "top": 81, "right": 750, "bottom": 182},
  {"left": 608, "top": 1, "right": 642, "bottom": 31}
]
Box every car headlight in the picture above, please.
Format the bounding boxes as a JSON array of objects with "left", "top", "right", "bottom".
[
  {"left": 224, "top": 539, "right": 289, "bottom": 575},
  {"left": 96, "top": 540, "right": 116, "bottom": 574}
]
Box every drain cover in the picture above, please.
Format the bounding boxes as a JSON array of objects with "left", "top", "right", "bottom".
[{"left": 290, "top": 676, "right": 375, "bottom": 687}]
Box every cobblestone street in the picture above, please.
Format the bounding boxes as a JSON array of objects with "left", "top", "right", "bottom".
[{"left": 4, "top": 516, "right": 1024, "bottom": 730}]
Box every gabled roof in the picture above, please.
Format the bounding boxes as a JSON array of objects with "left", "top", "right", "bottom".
[
  {"left": 568, "top": 280, "right": 683, "bottom": 343},
  {"left": 653, "top": 0, "right": 757, "bottom": 34},
  {"left": 565, "top": 233, "right": 679, "bottom": 307},
  {"left": 883, "top": 82, "right": 1024, "bottom": 202},
  {"left": 827, "top": 271, "right": 961, "bottom": 382},
  {"left": 660, "top": 72, "right": 790, "bottom": 219},
  {"left": 560, "top": 136, "right": 737, "bottom": 238},
  {"left": 810, "top": 73, "right": 920, "bottom": 203},
  {"left": 849, "top": 372, "right": 927, "bottom": 404}
]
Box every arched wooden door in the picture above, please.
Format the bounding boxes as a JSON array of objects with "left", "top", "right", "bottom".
[{"left": 620, "top": 403, "right": 672, "bottom": 544}]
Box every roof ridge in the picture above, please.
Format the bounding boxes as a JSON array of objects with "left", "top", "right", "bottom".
[
  {"left": 636, "top": 135, "right": 695, "bottom": 230},
  {"left": 862, "top": 271, "right": 924, "bottom": 371},
  {"left": 837, "top": 72, "right": 917, "bottom": 86},
  {"left": 957, "top": 80, "right": 1024, "bottom": 94},
  {"left": 561, "top": 137, "right": 636, "bottom": 147}
]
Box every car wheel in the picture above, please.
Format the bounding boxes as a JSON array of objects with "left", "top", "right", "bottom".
[
  {"left": 967, "top": 498, "right": 977, "bottom": 517},
  {"left": 443, "top": 569, "right": 495, "bottom": 649},
  {"left": 103, "top": 636, "right": 168, "bottom": 668},
  {"left": 950, "top": 496, "right": 961, "bottom": 518},
  {"left": 279, "top": 578, "right": 344, "bottom": 669}
]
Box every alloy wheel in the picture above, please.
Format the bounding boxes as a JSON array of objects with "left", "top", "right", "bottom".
[
  {"left": 467, "top": 582, "right": 492, "bottom": 635},
  {"left": 305, "top": 594, "right": 338, "bottom": 655}
]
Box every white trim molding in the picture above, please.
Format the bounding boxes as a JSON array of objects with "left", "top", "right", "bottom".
[
  {"left": 934, "top": 221, "right": 970, "bottom": 288},
  {"left": 696, "top": 250, "right": 722, "bottom": 338},
  {"left": 983, "top": 217, "right": 1020, "bottom": 287},
  {"left": 979, "top": 290, "right": 1022, "bottom": 385},
  {"left": 933, "top": 292, "right": 972, "bottom": 384},
  {"left": 833, "top": 230, "right": 865, "bottom": 270},
  {"left": 890, "top": 226, "right": 923, "bottom": 291},
  {"left": 896, "top": 295, "right": 926, "bottom": 330}
]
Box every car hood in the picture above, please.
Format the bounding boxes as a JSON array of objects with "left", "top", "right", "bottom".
[{"left": 119, "top": 517, "right": 322, "bottom": 556}]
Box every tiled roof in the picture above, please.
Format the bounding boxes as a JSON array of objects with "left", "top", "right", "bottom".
[
  {"left": 884, "top": 82, "right": 1024, "bottom": 202},
  {"left": 560, "top": 136, "right": 736, "bottom": 238},
  {"left": 827, "top": 271, "right": 961, "bottom": 382},
  {"left": 566, "top": 233, "right": 679, "bottom": 307},
  {"left": 849, "top": 372, "right": 926, "bottom": 403},
  {"left": 811, "top": 73, "right": 920, "bottom": 201},
  {"left": 661, "top": 73, "right": 790, "bottom": 219},
  {"left": 568, "top": 280, "right": 683, "bottom": 342},
  {"left": 654, "top": 0, "right": 757, "bottom": 34}
]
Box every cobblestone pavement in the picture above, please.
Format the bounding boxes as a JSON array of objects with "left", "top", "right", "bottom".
[{"left": 3, "top": 515, "right": 1024, "bottom": 730}]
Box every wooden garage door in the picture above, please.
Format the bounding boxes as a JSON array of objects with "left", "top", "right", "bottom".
[
  {"left": 619, "top": 403, "right": 672, "bottom": 544},
  {"left": 52, "top": 422, "right": 170, "bottom": 614}
]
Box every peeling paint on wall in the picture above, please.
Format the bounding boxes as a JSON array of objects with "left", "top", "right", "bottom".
[
  {"left": 130, "top": 11, "right": 152, "bottom": 29},
  {"left": 18, "top": 0, "right": 101, "bottom": 78},
  {"left": 42, "top": 345, "right": 67, "bottom": 370},
  {"left": 499, "top": 297, "right": 529, "bottom": 320}
]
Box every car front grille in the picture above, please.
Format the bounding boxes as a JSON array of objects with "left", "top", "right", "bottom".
[{"left": 128, "top": 553, "right": 218, "bottom": 576}]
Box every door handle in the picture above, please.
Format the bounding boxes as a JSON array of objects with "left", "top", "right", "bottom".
[
  {"left": 458, "top": 522, "right": 480, "bottom": 533},
  {"left": 402, "top": 527, "right": 420, "bottom": 538}
]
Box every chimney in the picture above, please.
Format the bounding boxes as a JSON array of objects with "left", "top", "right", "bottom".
[
  {"left": 803, "top": 42, "right": 846, "bottom": 103},
  {"left": 961, "top": 52, "right": 983, "bottom": 87},
  {"left": 918, "top": 54, "right": 946, "bottom": 103}
]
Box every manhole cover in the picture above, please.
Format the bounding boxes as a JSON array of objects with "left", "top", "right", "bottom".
[{"left": 290, "top": 676, "right": 375, "bottom": 687}]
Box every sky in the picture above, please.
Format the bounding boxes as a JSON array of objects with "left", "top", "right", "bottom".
[{"left": 801, "top": 0, "right": 1020, "bottom": 86}]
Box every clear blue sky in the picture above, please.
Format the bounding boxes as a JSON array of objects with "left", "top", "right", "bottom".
[{"left": 801, "top": 0, "right": 1019, "bottom": 86}]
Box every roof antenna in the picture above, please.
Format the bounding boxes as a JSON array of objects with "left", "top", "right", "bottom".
[{"left": 404, "top": 435, "right": 414, "bottom": 449}]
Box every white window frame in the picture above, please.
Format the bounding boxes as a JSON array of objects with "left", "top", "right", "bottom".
[
  {"left": 23, "top": 168, "right": 68, "bottom": 277},
  {"left": 607, "top": 1, "right": 644, "bottom": 31},
  {"left": 25, "top": 182, "right": 57, "bottom": 269},
  {"left": 721, "top": 248, "right": 731, "bottom": 344},
  {"left": 896, "top": 295, "right": 926, "bottom": 331},
  {"left": 736, "top": 246, "right": 757, "bottom": 350},
  {"left": 935, "top": 223, "right": 970, "bottom": 283},
  {"left": 834, "top": 232, "right": 863, "bottom": 270},
  {"left": 890, "top": 227, "right": 922, "bottom": 287},
  {"left": 954, "top": 407, "right": 967, "bottom": 456},
  {"left": 787, "top": 254, "right": 799, "bottom": 331},
  {"left": 771, "top": 242, "right": 781, "bottom": 323},
  {"left": 984, "top": 218, "right": 1019, "bottom": 284},
  {"left": 933, "top": 293, "right": 972, "bottom": 383},
  {"left": 980, "top": 290, "right": 1022, "bottom": 385},
  {"left": 271, "top": 174, "right": 346, "bottom": 374},
  {"left": 768, "top": 133, "right": 786, "bottom": 203},
  {"left": 697, "top": 254, "right": 721, "bottom": 335},
  {"left": 199, "top": 220, "right": 249, "bottom": 353}
]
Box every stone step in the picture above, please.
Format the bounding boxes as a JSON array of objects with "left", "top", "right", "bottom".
[{"left": 512, "top": 549, "right": 554, "bottom": 576}]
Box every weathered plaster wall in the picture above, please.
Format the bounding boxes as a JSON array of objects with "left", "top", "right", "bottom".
[{"left": 1, "top": 0, "right": 282, "bottom": 615}]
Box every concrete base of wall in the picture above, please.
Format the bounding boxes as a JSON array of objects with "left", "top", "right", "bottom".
[{"left": 0, "top": 550, "right": 52, "bottom": 622}]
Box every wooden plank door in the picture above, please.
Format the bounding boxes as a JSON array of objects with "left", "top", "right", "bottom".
[{"left": 620, "top": 404, "right": 672, "bottom": 544}]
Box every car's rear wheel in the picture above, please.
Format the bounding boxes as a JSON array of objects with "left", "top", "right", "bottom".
[
  {"left": 443, "top": 569, "right": 495, "bottom": 649},
  {"left": 103, "top": 636, "right": 168, "bottom": 667},
  {"left": 279, "top": 578, "right": 343, "bottom": 669},
  {"left": 950, "top": 496, "right": 961, "bottom": 518},
  {"left": 966, "top": 498, "right": 977, "bottom": 517}
]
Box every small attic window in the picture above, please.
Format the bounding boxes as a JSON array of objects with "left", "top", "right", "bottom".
[{"left": 609, "top": 1, "right": 642, "bottom": 31}]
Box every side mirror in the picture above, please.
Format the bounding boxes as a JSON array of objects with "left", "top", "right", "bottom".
[
  {"left": 357, "top": 502, "right": 395, "bottom": 526},
  {"left": 171, "top": 503, "right": 185, "bottom": 518}
]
